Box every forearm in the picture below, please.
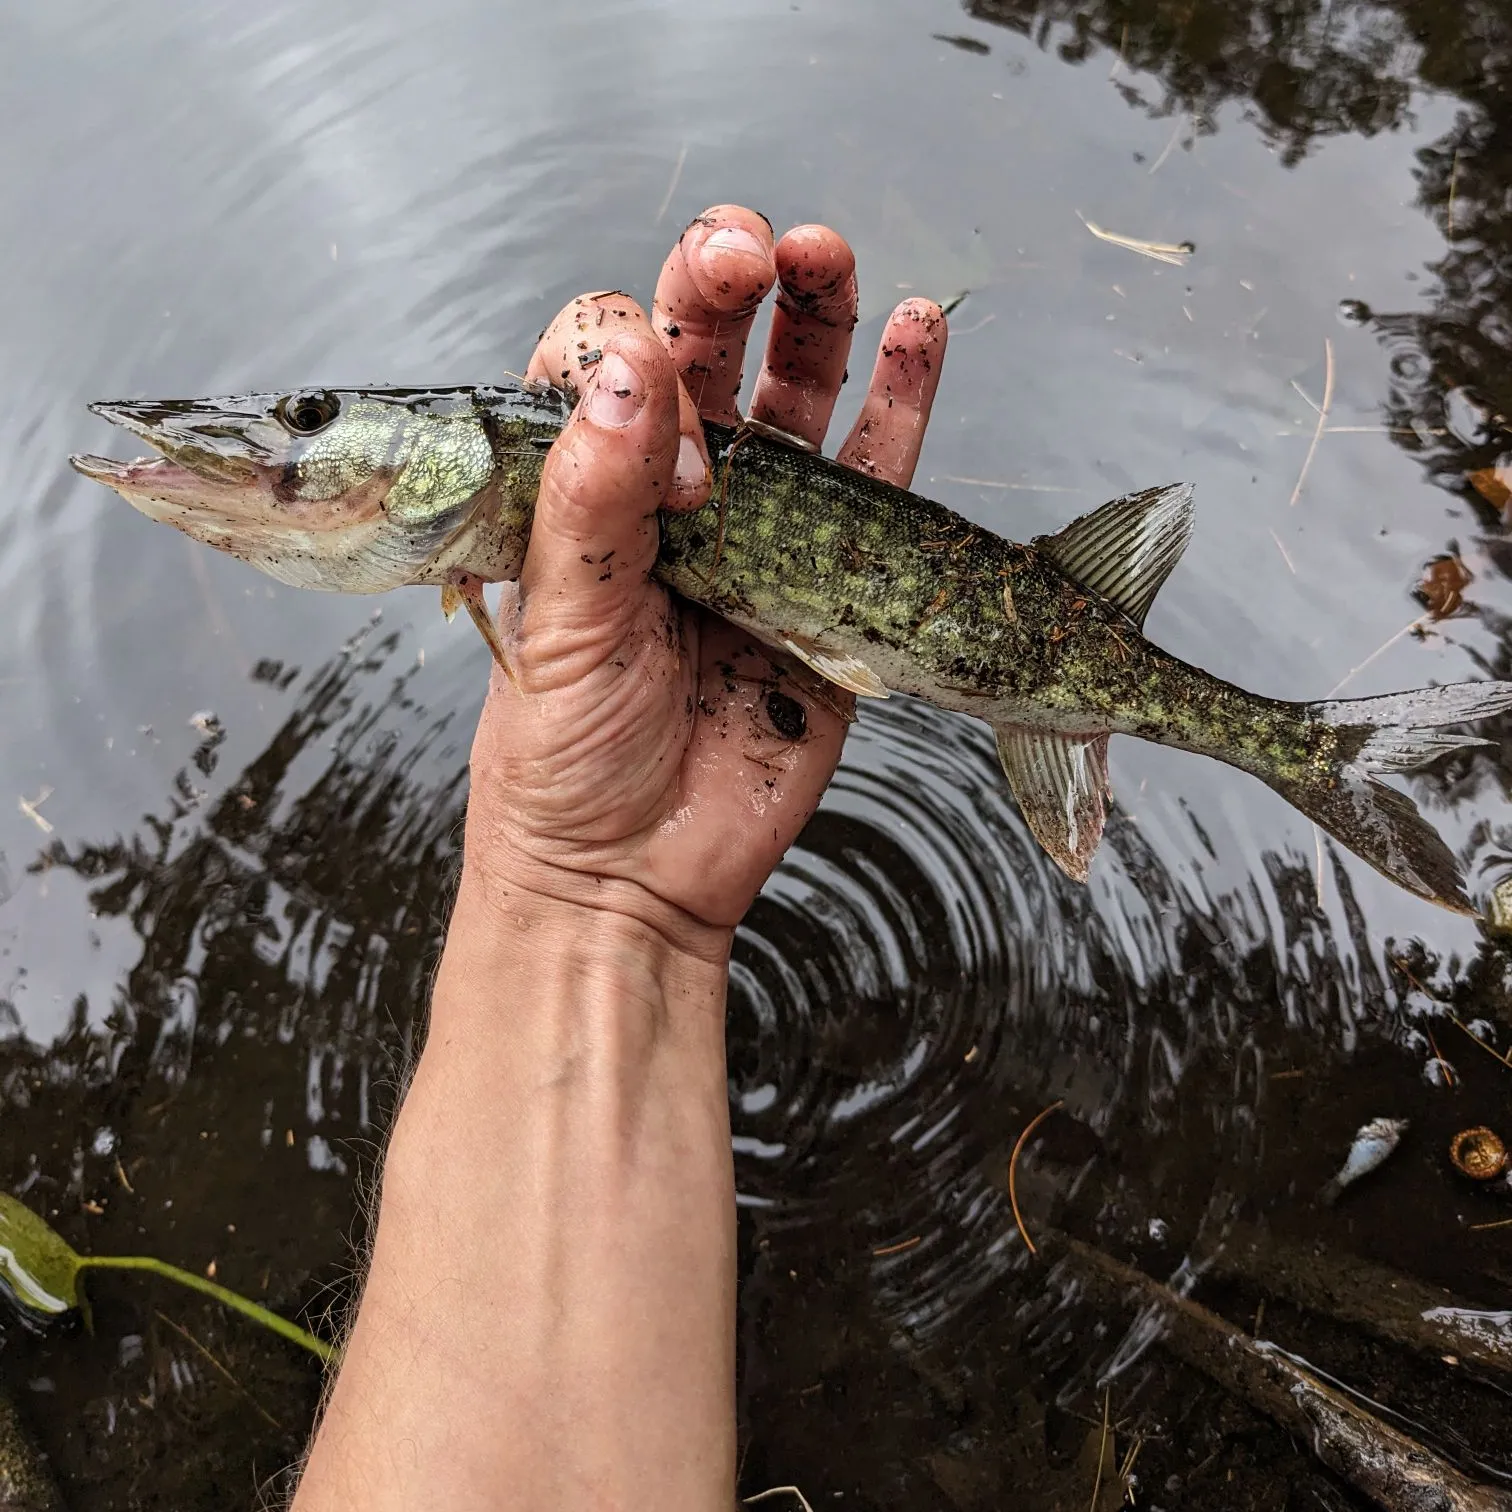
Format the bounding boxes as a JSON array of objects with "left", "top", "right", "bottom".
[{"left": 294, "top": 862, "right": 738, "bottom": 1512}]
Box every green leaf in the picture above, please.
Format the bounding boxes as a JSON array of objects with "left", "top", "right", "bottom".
[{"left": 0, "top": 1194, "right": 82, "bottom": 1319}]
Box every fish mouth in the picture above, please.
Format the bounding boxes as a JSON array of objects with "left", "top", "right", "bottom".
[
  {"left": 70, "top": 453, "right": 209, "bottom": 490},
  {"left": 76, "top": 398, "right": 270, "bottom": 480},
  {"left": 69, "top": 396, "right": 283, "bottom": 524}
]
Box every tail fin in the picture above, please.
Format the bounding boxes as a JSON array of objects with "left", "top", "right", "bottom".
[{"left": 1265, "top": 682, "right": 1512, "bottom": 914}]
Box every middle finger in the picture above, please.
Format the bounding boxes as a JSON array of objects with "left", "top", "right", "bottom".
[
  {"left": 748, "top": 224, "right": 859, "bottom": 449},
  {"left": 652, "top": 204, "right": 776, "bottom": 424}
]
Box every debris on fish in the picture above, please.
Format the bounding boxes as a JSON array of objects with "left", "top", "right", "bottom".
[
  {"left": 68, "top": 380, "right": 1512, "bottom": 915},
  {"left": 1320, "top": 1117, "right": 1409, "bottom": 1205}
]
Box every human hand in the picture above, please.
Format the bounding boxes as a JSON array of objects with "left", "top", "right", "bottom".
[{"left": 463, "top": 205, "right": 949, "bottom": 950}]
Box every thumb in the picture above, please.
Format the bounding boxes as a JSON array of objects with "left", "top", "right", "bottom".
[{"left": 518, "top": 331, "right": 681, "bottom": 646}]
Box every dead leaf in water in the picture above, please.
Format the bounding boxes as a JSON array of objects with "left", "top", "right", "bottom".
[
  {"left": 1469, "top": 466, "right": 1512, "bottom": 512},
  {"left": 1416, "top": 554, "right": 1474, "bottom": 619}
]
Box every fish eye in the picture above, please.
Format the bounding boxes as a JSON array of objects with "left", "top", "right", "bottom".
[{"left": 276, "top": 390, "right": 341, "bottom": 435}]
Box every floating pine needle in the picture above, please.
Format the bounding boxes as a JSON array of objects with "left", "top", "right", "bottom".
[
  {"left": 1469, "top": 1217, "right": 1512, "bottom": 1233},
  {"left": 653, "top": 141, "right": 688, "bottom": 226},
  {"left": 154, "top": 1310, "right": 283, "bottom": 1431},
  {"left": 1424, "top": 1023, "right": 1456, "bottom": 1087},
  {"left": 1324, "top": 615, "right": 1427, "bottom": 699},
  {"left": 1089, "top": 1386, "right": 1112, "bottom": 1511},
  {"left": 1449, "top": 1014, "right": 1512, "bottom": 1072},
  {"left": 938, "top": 474, "right": 1084, "bottom": 494},
  {"left": 17, "top": 786, "right": 53, "bottom": 834},
  {"left": 1268, "top": 528, "right": 1296, "bottom": 574},
  {"left": 872, "top": 1235, "right": 922, "bottom": 1258},
  {"left": 744, "top": 1488, "right": 815, "bottom": 1512},
  {"left": 1289, "top": 337, "right": 1335, "bottom": 507},
  {"left": 1077, "top": 213, "right": 1193, "bottom": 267},
  {"left": 952, "top": 312, "right": 997, "bottom": 337},
  {"left": 1148, "top": 115, "right": 1187, "bottom": 176},
  {"left": 1009, "top": 1100, "right": 1064, "bottom": 1255},
  {"left": 1108, "top": 21, "right": 1129, "bottom": 80}
]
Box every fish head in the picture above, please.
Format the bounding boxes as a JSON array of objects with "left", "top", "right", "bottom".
[{"left": 71, "top": 387, "right": 505, "bottom": 592}]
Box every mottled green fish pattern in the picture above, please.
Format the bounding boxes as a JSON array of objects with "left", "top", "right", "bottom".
[{"left": 71, "top": 380, "right": 1512, "bottom": 914}]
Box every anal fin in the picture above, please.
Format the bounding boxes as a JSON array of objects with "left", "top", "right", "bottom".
[
  {"left": 780, "top": 632, "right": 889, "bottom": 699},
  {"left": 995, "top": 726, "right": 1112, "bottom": 882}
]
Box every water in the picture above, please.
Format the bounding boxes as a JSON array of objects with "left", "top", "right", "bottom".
[{"left": 4, "top": 1, "right": 1512, "bottom": 1506}]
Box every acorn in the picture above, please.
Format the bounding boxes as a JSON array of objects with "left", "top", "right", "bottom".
[{"left": 1450, "top": 1126, "right": 1509, "bottom": 1181}]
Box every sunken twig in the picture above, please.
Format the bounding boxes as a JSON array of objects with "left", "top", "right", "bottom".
[{"left": 1044, "top": 1232, "right": 1512, "bottom": 1512}]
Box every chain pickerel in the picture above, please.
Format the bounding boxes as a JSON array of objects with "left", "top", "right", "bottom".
[{"left": 71, "top": 380, "right": 1512, "bottom": 914}]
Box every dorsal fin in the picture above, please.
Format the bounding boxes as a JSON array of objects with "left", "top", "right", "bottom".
[{"left": 1036, "top": 483, "right": 1194, "bottom": 629}]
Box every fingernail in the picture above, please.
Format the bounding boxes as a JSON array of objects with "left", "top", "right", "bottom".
[
  {"left": 674, "top": 433, "right": 711, "bottom": 504},
  {"left": 585, "top": 350, "right": 645, "bottom": 428},
  {"left": 698, "top": 225, "right": 769, "bottom": 277}
]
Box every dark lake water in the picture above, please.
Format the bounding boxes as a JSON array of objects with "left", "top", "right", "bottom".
[{"left": 5, "top": 1, "right": 1512, "bottom": 1506}]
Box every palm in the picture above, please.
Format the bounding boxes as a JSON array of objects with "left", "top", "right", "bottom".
[
  {"left": 467, "top": 207, "right": 946, "bottom": 936},
  {"left": 470, "top": 582, "right": 844, "bottom": 929}
]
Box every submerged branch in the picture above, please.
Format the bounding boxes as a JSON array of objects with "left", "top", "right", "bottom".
[
  {"left": 1208, "top": 1225, "right": 1512, "bottom": 1379},
  {"left": 1044, "top": 1232, "right": 1512, "bottom": 1512}
]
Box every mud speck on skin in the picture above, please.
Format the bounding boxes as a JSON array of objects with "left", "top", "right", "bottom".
[{"left": 765, "top": 690, "right": 807, "bottom": 740}]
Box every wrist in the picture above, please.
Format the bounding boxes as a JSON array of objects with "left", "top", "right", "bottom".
[
  {"left": 425, "top": 856, "right": 732, "bottom": 1047},
  {"left": 452, "top": 814, "right": 736, "bottom": 968}
]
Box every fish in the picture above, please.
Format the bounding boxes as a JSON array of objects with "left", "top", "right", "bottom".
[
  {"left": 69, "top": 380, "right": 1512, "bottom": 914},
  {"left": 1319, "top": 1116, "right": 1408, "bottom": 1205}
]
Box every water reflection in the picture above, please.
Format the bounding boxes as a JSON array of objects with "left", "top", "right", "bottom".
[
  {"left": 8, "top": 621, "right": 1507, "bottom": 1503},
  {"left": 962, "top": 0, "right": 1512, "bottom": 523}
]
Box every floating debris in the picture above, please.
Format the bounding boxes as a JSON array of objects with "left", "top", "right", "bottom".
[
  {"left": 1321, "top": 1117, "right": 1408, "bottom": 1205},
  {"left": 0, "top": 1193, "right": 333, "bottom": 1361},
  {"left": 1009, "top": 1100, "right": 1064, "bottom": 1255},
  {"left": 1469, "top": 465, "right": 1512, "bottom": 514},
  {"left": 1451, "top": 1127, "right": 1509, "bottom": 1182},
  {"left": 1077, "top": 213, "right": 1194, "bottom": 266},
  {"left": 1487, "top": 877, "right": 1512, "bottom": 939},
  {"left": 16, "top": 787, "right": 53, "bottom": 835},
  {"left": 1289, "top": 336, "right": 1335, "bottom": 508},
  {"left": 1417, "top": 554, "right": 1474, "bottom": 619},
  {"left": 744, "top": 1488, "right": 816, "bottom": 1512},
  {"left": 931, "top": 32, "right": 991, "bottom": 55}
]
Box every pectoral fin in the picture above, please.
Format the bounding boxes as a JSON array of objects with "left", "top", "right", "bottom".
[
  {"left": 995, "top": 726, "right": 1112, "bottom": 882},
  {"left": 1037, "top": 483, "right": 1194, "bottom": 628},
  {"left": 445, "top": 572, "right": 517, "bottom": 687},
  {"left": 780, "top": 633, "right": 889, "bottom": 699}
]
